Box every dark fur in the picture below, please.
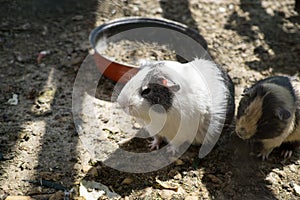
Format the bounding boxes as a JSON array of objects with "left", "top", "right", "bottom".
[
  {"left": 139, "top": 83, "right": 174, "bottom": 112},
  {"left": 218, "top": 65, "right": 235, "bottom": 129},
  {"left": 237, "top": 76, "right": 300, "bottom": 158},
  {"left": 238, "top": 85, "right": 289, "bottom": 139},
  {"left": 251, "top": 76, "right": 296, "bottom": 101},
  {"left": 139, "top": 63, "right": 178, "bottom": 112},
  {"left": 279, "top": 141, "right": 300, "bottom": 152}
]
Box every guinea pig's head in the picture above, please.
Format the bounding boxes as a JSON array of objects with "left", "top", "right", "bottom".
[
  {"left": 236, "top": 84, "right": 293, "bottom": 140},
  {"left": 117, "top": 62, "right": 181, "bottom": 121}
]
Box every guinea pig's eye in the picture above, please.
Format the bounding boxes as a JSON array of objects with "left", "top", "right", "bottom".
[{"left": 141, "top": 87, "right": 151, "bottom": 97}]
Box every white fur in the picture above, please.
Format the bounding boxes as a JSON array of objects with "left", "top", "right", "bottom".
[{"left": 117, "top": 58, "right": 230, "bottom": 152}]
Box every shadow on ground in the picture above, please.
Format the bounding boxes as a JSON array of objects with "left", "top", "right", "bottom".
[
  {"left": 0, "top": 0, "right": 98, "bottom": 197},
  {"left": 225, "top": 0, "right": 300, "bottom": 75}
]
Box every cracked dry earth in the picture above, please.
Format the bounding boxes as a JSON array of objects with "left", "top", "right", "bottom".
[{"left": 1, "top": 0, "right": 300, "bottom": 199}]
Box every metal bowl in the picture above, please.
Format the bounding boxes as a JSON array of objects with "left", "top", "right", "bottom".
[{"left": 89, "top": 17, "right": 207, "bottom": 83}]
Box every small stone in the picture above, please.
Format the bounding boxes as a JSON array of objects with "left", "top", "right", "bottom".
[
  {"left": 71, "top": 56, "right": 82, "bottom": 66},
  {"left": 207, "top": 174, "right": 222, "bottom": 184},
  {"left": 133, "top": 122, "right": 142, "bottom": 129},
  {"left": 289, "top": 165, "right": 297, "bottom": 173},
  {"left": 72, "top": 15, "right": 84, "bottom": 21},
  {"left": 132, "top": 6, "right": 139, "bottom": 12},
  {"left": 154, "top": 7, "right": 163, "bottom": 14},
  {"left": 121, "top": 177, "right": 133, "bottom": 185},
  {"left": 82, "top": 165, "right": 92, "bottom": 173},
  {"left": 174, "top": 173, "right": 182, "bottom": 180},
  {"left": 7, "top": 94, "right": 18, "bottom": 105},
  {"left": 265, "top": 172, "right": 280, "bottom": 185},
  {"left": 16, "top": 55, "right": 24, "bottom": 62},
  {"left": 21, "top": 23, "right": 31, "bottom": 30},
  {"left": 291, "top": 182, "right": 300, "bottom": 196},
  {"left": 219, "top": 7, "right": 226, "bottom": 12},
  {"left": 175, "top": 159, "right": 184, "bottom": 166},
  {"left": 111, "top": 9, "right": 117, "bottom": 15}
]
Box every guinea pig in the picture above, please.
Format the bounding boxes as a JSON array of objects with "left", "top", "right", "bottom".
[
  {"left": 236, "top": 76, "right": 300, "bottom": 160},
  {"left": 117, "top": 58, "right": 235, "bottom": 154}
]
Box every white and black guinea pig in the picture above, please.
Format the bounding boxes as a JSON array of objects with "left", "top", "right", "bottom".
[
  {"left": 236, "top": 76, "right": 300, "bottom": 160},
  {"left": 117, "top": 58, "right": 235, "bottom": 154}
]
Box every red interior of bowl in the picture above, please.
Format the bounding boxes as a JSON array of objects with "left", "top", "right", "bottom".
[{"left": 93, "top": 51, "right": 139, "bottom": 84}]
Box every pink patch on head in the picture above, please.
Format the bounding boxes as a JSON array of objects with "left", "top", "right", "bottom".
[{"left": 162, "top": 79, "right": 168, "bottom": 86}]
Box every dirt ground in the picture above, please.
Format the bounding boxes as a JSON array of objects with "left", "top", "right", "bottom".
[{"left": 1, "top": 0, "right": 300, "bottom": 199}]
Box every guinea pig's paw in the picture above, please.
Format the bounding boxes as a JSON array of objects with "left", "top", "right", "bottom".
[
  {"left": 257, "top": 148, "right": 273, "bottom": 161},
  {"left": 148, "top": 136, "right": 162, "bottom": 151},
  {"left": 281, "top": 150, "right": 293, "bottom": 159}
]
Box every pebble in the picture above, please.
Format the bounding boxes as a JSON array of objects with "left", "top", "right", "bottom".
[
  {"left": 288, "top": 165, "right": 298, "bottom": 173},
  {"left": 265, "top": 172, "right": 281, "bottom": 185},
  {"left": 228, "top": 4, "right": 234, "bottom": 10},
  {"left": 71, "top": 56, "right": 82, "bottom": 66},
  {"left": 153, "top": 7, "right": 163, "bottom": 14},
  {"left": 291, "top": 182, "right": 300, "bottom": 196},
  {"left": 207, "top": 174, "right": 222, "bottom": 184},
  {"left": 133, "top": 122, "right": 142, "bottom": 129},
  {"left": 121, "top": 177, "right": 133, "bottom": 185},
  {"left": 16, "top": 55, "right": 25, "bottom": 62},
  {"left": 175, "top": 159, "right": 184, "bottom": 166},
  {"left": 174, "top": 173, "right": 182, "bottom": 180},
  {"left": 219, "top": 7, "right": 226, "bottom": 12},
  {"left": 21, "top": 23, "right": 31, "bottom": 30},
  {"left": 72, "top": 15, "right": 84, "bottom": 21},
  {"left": 132, "top": 6, "right": 139, "bottom": 13}
]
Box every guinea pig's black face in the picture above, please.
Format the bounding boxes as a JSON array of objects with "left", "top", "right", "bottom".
[
  {"left": 236, "top": 85, "right": 292, "bottom": 140},
  {"left": 139, "top": 68, "right": 180, "bottom": 114},
  {"left": 139, "top": 83, "right": 174, "bottom": 113}
]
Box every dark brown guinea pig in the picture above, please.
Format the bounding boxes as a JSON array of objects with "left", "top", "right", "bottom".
[{"left": 236, "top": 76, "right": 300, "bottom": 160}]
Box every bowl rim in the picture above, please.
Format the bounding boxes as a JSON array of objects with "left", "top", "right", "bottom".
[
  {"left": 89, "top": 17, "right": 208, "bottom": 82},
  {"left": 90, "top": 17, "right": 207, "bottom": 50}
]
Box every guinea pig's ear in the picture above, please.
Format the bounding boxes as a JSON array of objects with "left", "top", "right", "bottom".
[
  {"left": 242, "top": 87, "right": 254, "bottom": 97},
  {"left": 242, "top": 87, "right": 250, "bottom": 95},
  {"left": 275, "top": 107, "right": 291, "bottom": 121},
  {"left": 159, "top": 77, "right": 180, "bottom": 92},
  {"left": 243, "top": 85, "right": 265, "bottom": 98}
]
